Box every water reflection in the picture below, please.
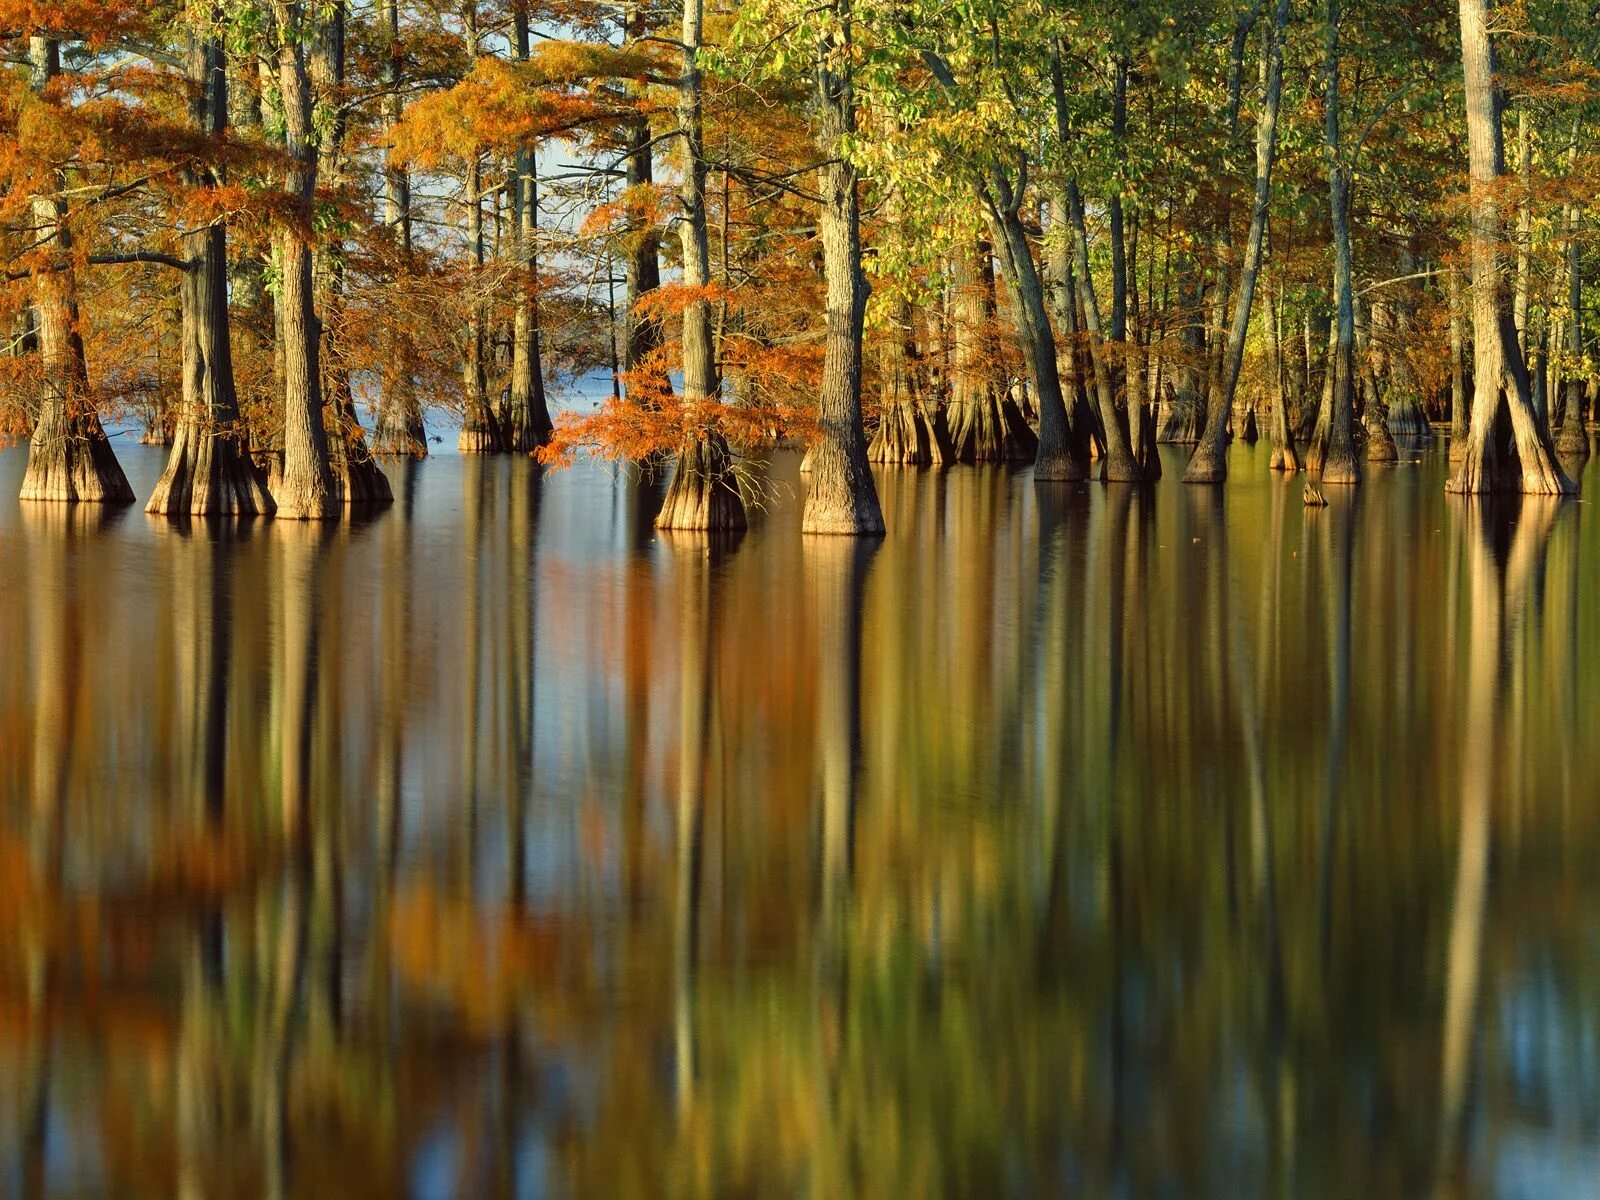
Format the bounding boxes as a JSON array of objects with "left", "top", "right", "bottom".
[{"left": 2, "top": 443, "right": 1599, "bottom": 1197}]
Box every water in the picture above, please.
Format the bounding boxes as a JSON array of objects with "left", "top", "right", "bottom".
[{"left": 1, "top": 434, "right": 1598, "bottom": 1198}]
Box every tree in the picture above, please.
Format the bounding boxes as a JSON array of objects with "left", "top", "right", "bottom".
[
  {"left": 1446, "top": 0, "right": 1572, "bottom": 494},
  {"left": 147, "top": 1, "right": 274, "bottom": 516}
]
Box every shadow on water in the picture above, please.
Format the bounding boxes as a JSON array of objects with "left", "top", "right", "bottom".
[{"left": 5, "top": 443, "right": 1600, "bottom": 1197}]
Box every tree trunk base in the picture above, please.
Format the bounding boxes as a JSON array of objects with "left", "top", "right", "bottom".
[
  {"left": 333, "top": 428, "right": 393, "bottom": 507},
  {"left": 1182, "top": 438, "right": 1228, "bottom": 484},
  {"left": 1269, "top": 442, "right": 1303, "bottom": 472},
  {"left": 1156, "top": 395, "right": 1205, "bottom": 443},
  {"left": 1101, "top": 445, "right": 1145, "bottom": 483},
  {"left": 868, "top": 400, "right": 952, "bottom": 466},
  {"left": 946, "top": 390, "right": 1038, "bottom": 463},
  {"left": 657, "top": 431, "right": 747, "bottom": 531},
  {"left": 802, "top": 437, "right": 885, "bottom": 536},
  {"left": 1034, "top": 447, "right": 1088, "bottom": 482},
  {"left": 1388, "top": 400, "right": 1432, "bottom": 439},
  {"left": 20, "top": 414, "right": 135, "bottom": 504},
  {"left": 372, "top": 407, "right": 428, "bottom": 459},
  {"left": 271, "top": 456, "right": 340, "bottom": 520},
  {"left": 1366, "top": 420, "right": 1399, "bottom": 463},
  {"left": 147, "top": 422, "right": 275, "bottom": 516},
  {"left": 1317, "top": 441, "right": 1363, "bottom": 485},
  {"left": 1238, "top": 405, "right": 1259, "bottom": 443},
  {"left": 497, "top": 394, "right": 553, "bottom": 454},
  {"left": 458, "top": 417, "right": 504, "bottom": 454}
]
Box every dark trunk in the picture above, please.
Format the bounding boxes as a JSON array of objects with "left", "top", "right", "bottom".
[
  {"left": 149, "top": 9, "right": 274, "bottom": 516},
  {"left": 802, "top": 0, "right": 884, "bottom": 534},
  {"left": 19, "top": 37, "right": 134, "bottom": 505}
]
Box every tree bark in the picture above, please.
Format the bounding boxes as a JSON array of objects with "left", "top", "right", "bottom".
[
  {"left": 1557, "top": 143, "right": 1588, "bottom": 460},
  {"left": 802, "top": 0, "right": 884, "bottom": 534},
  {"left": 500, "top": 1, "right": 555, "bottom": 451},
  {"left": 1185, "top": 0, "right": 1290, "bottom": 482},
  {"left": 269, "top": 2, "right": 338, "bottom": 518},
  {"left": 945, "top": 242, "right": 1037, "bottom": 463},
  {"left": 1445, "top": 0, "right": 1571, "bottom": 494},
  {"left": 18, "top": 36, "right": 134, "bottom": 505},
  {"left": 371, "top": 0, "right": 427, "bottom": 458},
  {"left": 656, "top": 0, "right": 745, "bottom": 530},
  {"left": 1307, "top": 0, "right": 1361, "bottom": 484},
  {"left": 1063, "top": 181, "right": 1141, "bottom": 481},
  {"left": 149, "top": 5, "right": 274, "bottom": 516}
]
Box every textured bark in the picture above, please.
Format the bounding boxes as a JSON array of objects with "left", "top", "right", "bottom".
[
  {"left": 18, "top": 37, "right": 134, "bottom": 506},
  {"left": 457, "top": 152, "right": 503, "bottom": 453},
  {"left": 311, "top": 3, "right": 390, "bottom": 506},
  {"left": 1063, "top": 182, "right": 1141, "bottom": 481},
  {"left": 802, "top": 0, "right": 884, "bottom": 534},
  {"left": 370, "top": 0, "right": 427, "bottom": 458},
  {"left": 1357, "top": 299, "right": 1398, "bottom": 462},
  {"left": 1556, "top": 178, "right": 1589, "bottom": 460},
  {"left": 868, "top": 296, "right": 950, "bottom": 465},
  {"left": 269, "top": 6, "right": 338, "bottom": 519},
  {"left": 1307, "top": 0, "right": 1360, "bottom": 485},
  {"left": 150, "top": 12, "right": 274, "bottom": 517},
  {"left": 1265, "top": 285, "right": 1301, "bottom": 471},
  {"left": 1448, "top": 264, "right": 1469, "bottom": 459},
  {"left": 986, "top": 196, "right": 1082, "bottom": 481},
  {"left": 1186, "top": 0, "right": 1290, "bottom": 483},
  {"left": 499, "top": 2, "right": 555, "bottom": 451},
  {"left": 656, "top": 0, "right": 745, "bottom": 530},
  {"left": 1157, "top": 259, "right": 1207, "bottom": 442},
  {"left": 1445, "top": 0, "right": 1572, "bottom": 495},
  {"left": 946, "top": 243, "right": 1037, "bottom": 463}
]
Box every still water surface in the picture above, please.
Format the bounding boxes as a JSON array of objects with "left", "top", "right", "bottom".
[{"left": 1, "top": 436, "right": 1598, "bottom": 1198}]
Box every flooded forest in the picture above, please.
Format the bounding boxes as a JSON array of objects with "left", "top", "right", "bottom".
[{"left": 2, "top": 0, "right": 1600, "bottom": 1196}]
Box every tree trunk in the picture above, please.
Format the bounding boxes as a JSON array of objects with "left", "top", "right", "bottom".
[
  {"left": 19, "top": 37, "right": 134, "bottom": 505},
  {"left": 656, "top": 0, "right": 745, "bottom": 531},
  {"left": 1185, "top": 0, "right": 1290, "bottom": 483},
  {"left": 457, "top": 150, "right": 503, "bottom": 453},
  {"left": 371, "top": 0, "right": 427, "bottom": 458},
  {"left": 1064, "top": 181, "right": 1141, "bottom": 480},
  {"left": 621, "top": 1, "right": 665, "bottom": 401},
  {"left": 802, "top": 0, "right": 884, "bottom": 534},
  {"left": 1266, "top": 280, "right": 1301, "bottom": 470},
  {"left": 311, "top": 1, "right": 390, "bottom": 505},
  {"left": 149, "top": 6, "right": 273, "bottom": 516},
  {"left": 946, "top": 241, "right": 1036, "bottom": 463},
  {"left": 1557, "top": 153, "right": 1588, "bottom": 460},
  {"left": 1357, "top": 297, "right": 1398, "bottom": 461},
  {"left": 986, "top": 190, "right": 1083, "bottom": 480},
  {"left": 1308, "top": 0, "right": 1361, "bottom": 485},
  {"left": 269, "top": 3, "right": 338, "bottom": 519},
  {"left": 1446, "top": 0, "right": 1571, "bottom": 494},
  {"left": 500, "top": 1, "right": 555, "bottom": 451},
  {"left": 1448, "top": 262, "right": 1469, "bottom": 458}
]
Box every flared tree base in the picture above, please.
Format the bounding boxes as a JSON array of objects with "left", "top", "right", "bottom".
[
  {"left": 1366, "top": 420, "right": 1399, "bottom": 463},
  {"left": 946, "top": 392, "right": 1037, "bottom": 463},
  {"left": 1034, "top": 448, "right": 1089, "bottom": 482},
  {"left": 147, "top": 423, "right": 275, "bottom": 516},
  {"left": 372, "top": 409, "right": 428, "bottom": 459},
  {"left": 1268, "top": 442, "right": 1303, "bottom": 472},
  {"left": 20, "top": 414, "right": 135, "bottom": 504},
  {"left": 657, "top": 432, "right": 747, "bottom": 531},
  {"left": 1237, "top": 406, "right": 1258, "bottom": 443},
  {"left": 802, "top": 438, "right": 885, "bottom": 536},
  {"left": 1182, "top": 441, "right": 1228, "bottom": 484},
  {"left": 868, "top": 400, "right": 952, "bottom": 466},
  {"left": 1316, "top": 441, "right": 1363, "bottom": 485},
  {"left": 333, "top": 434, "right": 393, "bottom": 507},
  {"left": 271, "top": 461, "right": 340, "bottom": 520},
  {"left": 497, "top": 395, "right": 553, "bottom": 454},
  {"left": 1388, "top": 400, "right": 1432, "bottom": 440},
  {"left": 1156, "top": 397, "right": 1205, "bottom": 444},
  {"left": 458, "top": 421, "right": 504, "bottom": 454}
]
